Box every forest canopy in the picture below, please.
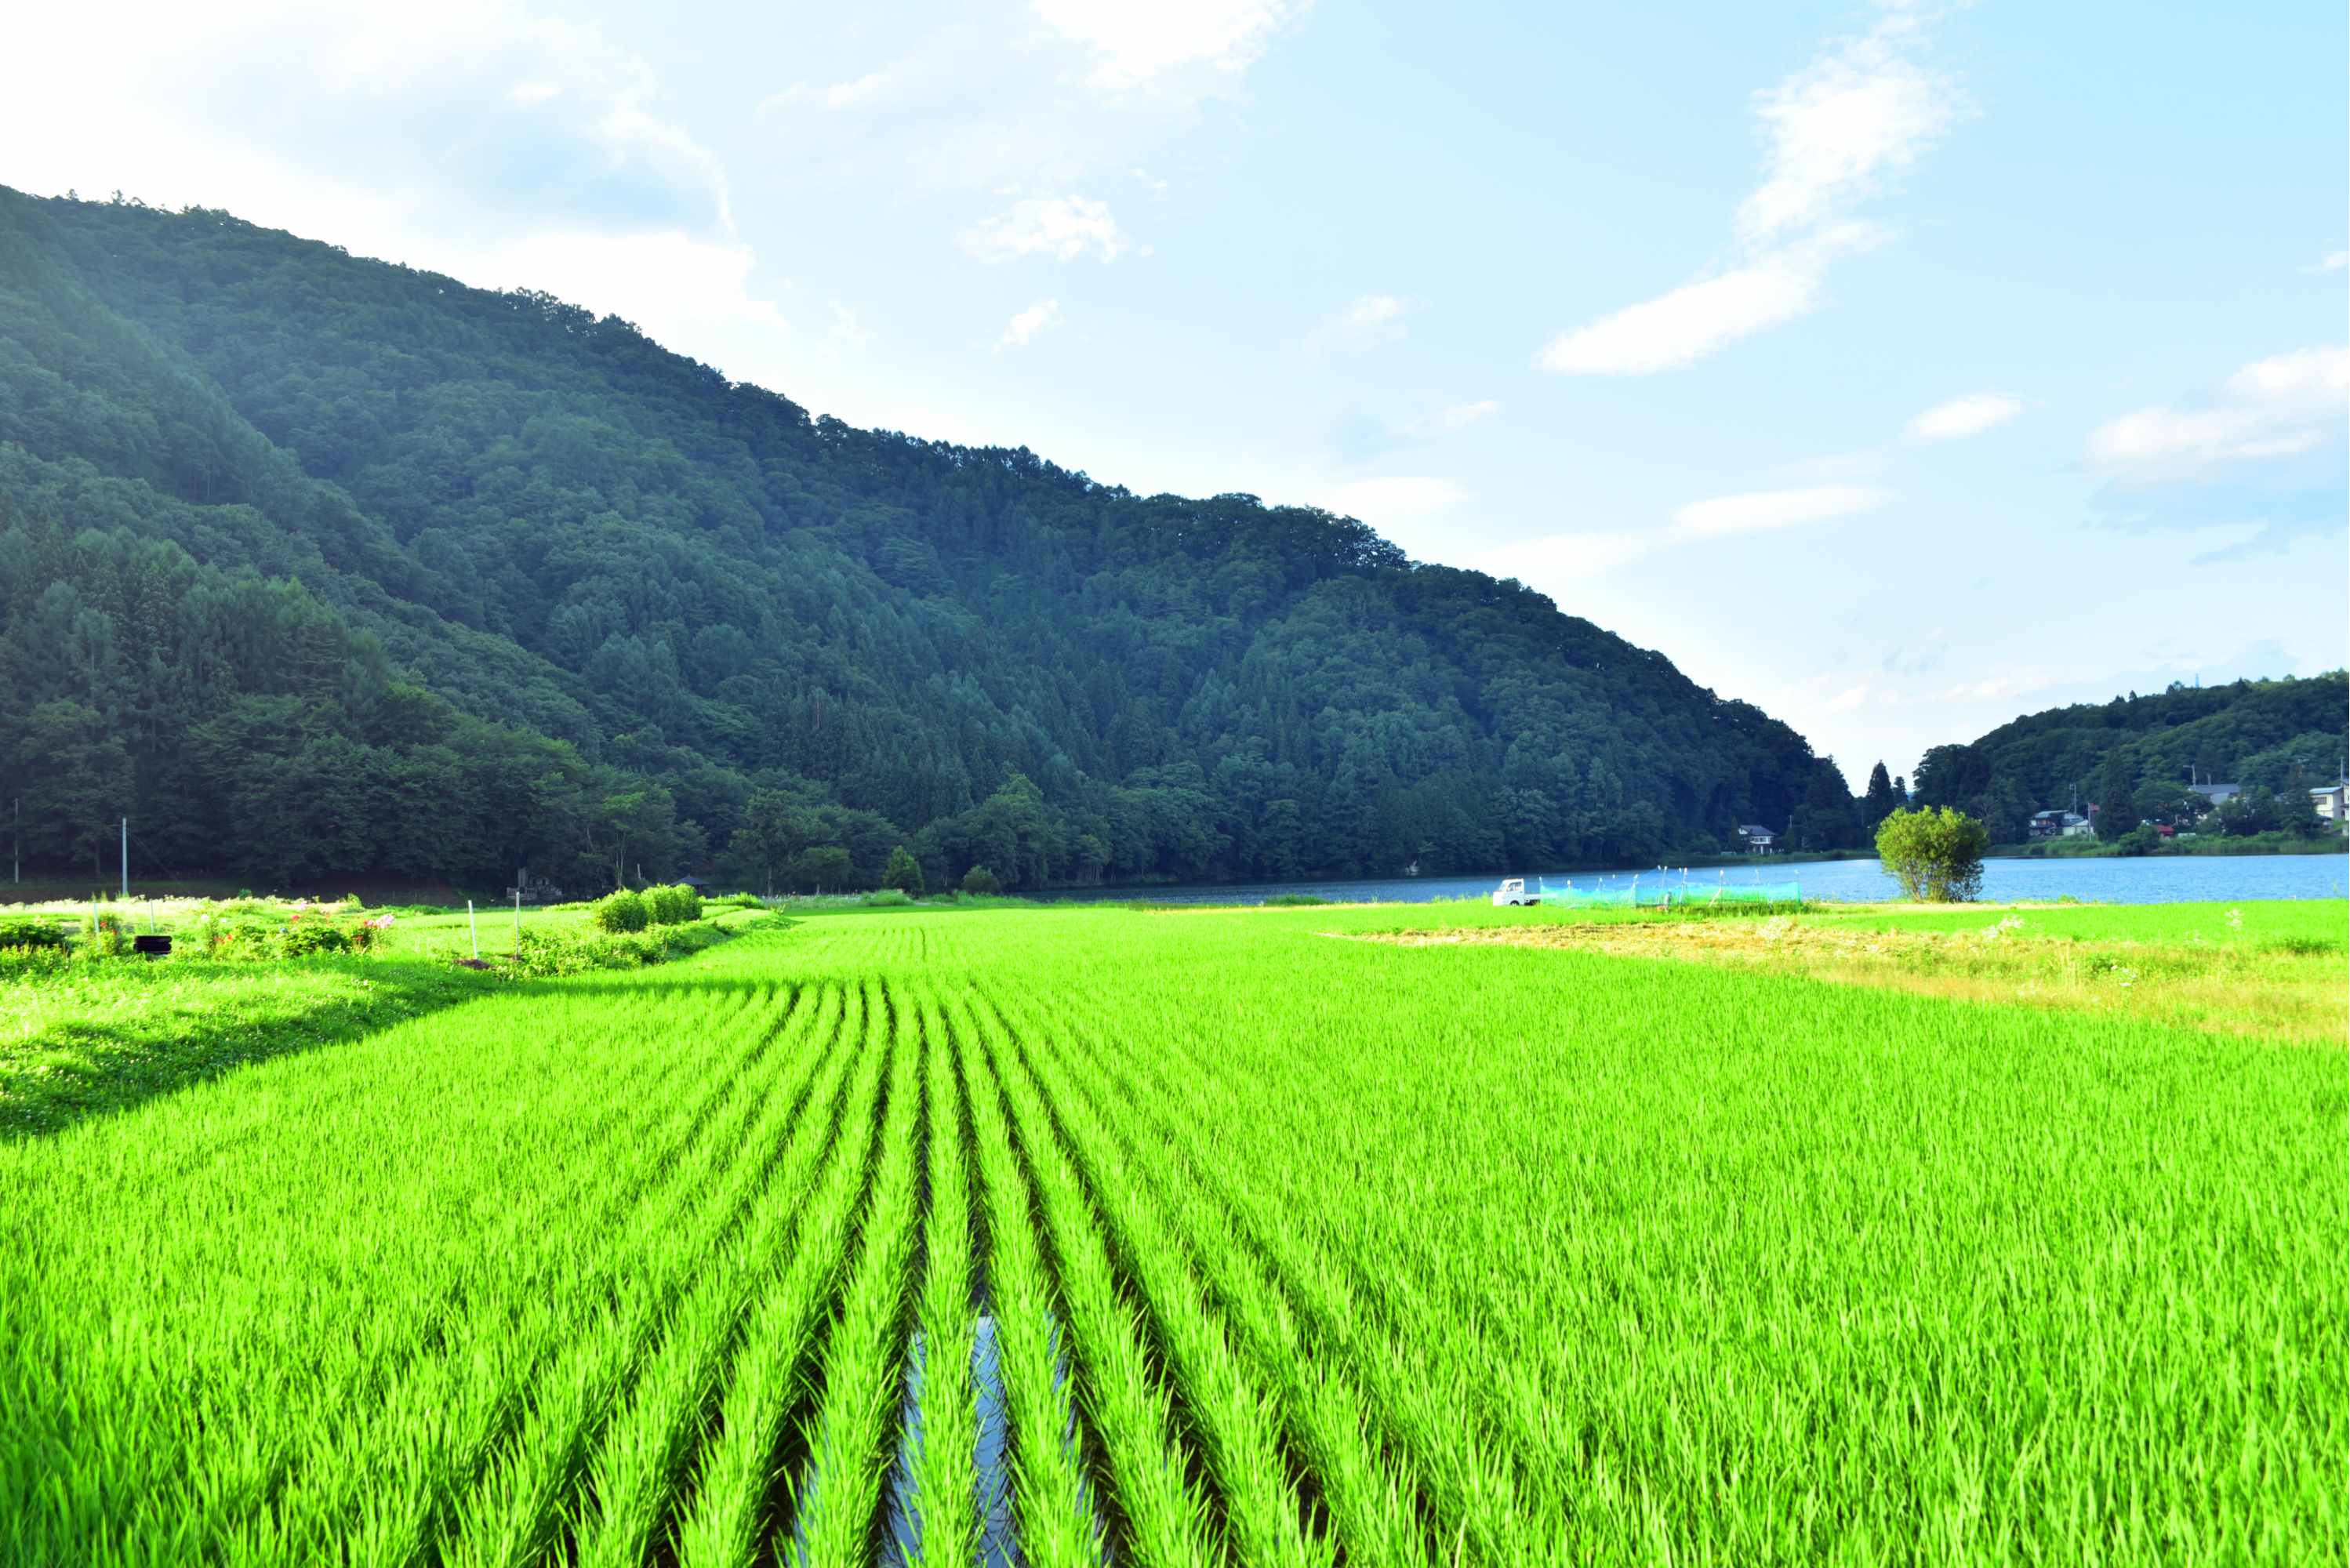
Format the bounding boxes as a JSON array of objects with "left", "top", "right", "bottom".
[{"left": 0, "top": 188, "right": 1862, "bottom": 891}]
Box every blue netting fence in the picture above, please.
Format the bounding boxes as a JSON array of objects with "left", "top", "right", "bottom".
[{"left": 1534, "top": 878, "right": 1802, "bottom": 908}]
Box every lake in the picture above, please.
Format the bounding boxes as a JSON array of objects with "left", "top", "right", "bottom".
[{"left": 1054, "top": 851, "right": 2350, "bottom": 907}]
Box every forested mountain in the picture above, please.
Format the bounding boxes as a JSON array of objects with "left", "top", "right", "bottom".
[
  {"left": 1914, "top": 674, "right": 2348, "bottom": 840},
  {"left": 0, "top": 187, "right": 1858, "bottom": 893}
]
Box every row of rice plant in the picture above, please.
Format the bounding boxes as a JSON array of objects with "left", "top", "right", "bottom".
[{"left": 0, "top": 906, "right": 2337, "bottom": 1563}]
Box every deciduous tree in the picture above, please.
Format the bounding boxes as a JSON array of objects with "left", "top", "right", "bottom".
[{"left": 1875, "top": 806, "right": 1989, "bottom": 902}]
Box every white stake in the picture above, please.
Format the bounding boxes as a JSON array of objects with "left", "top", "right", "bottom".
[{"left": 468, "top": 898, "right": 478, "bottom": 960}]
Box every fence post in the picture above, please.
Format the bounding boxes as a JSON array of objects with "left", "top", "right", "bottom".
[{"left": 468, "top": 898, "right": 478, "bottom": 960}]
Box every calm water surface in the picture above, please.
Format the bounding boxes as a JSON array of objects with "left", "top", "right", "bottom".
[{"left": 1055, "top": 852, "right": 2348, "bottom": 906}]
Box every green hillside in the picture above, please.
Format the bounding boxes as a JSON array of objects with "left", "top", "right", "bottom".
[
  {"left": 1913, "top": 674, "right": 2348, "bottom": 840},
  {"left": 0, "top": 188, "right": 1858, "bottom": 894}
]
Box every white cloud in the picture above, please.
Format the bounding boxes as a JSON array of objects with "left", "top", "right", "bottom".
[
  {"left": 1483, "top": 484, "right": 1891, "bottom": 580},
  {"left": 960, "top": 193, "right": 1128, "bottom": 263},
  {"left": 0, "top": 0, "right": 793, "bottom": 382},
  {"left": 1032, "top": 0, "right": 1306, "bottom": 86},
  {"left": 997, "top": 297, "right": 1062, "bottom": 347},
  {"left": 752, "top": 0, "right": 1305, "bottom": 249},
  {"left": 2087, "top": 347, "right": 2348, "bottom": 483},
  {"left": 1306, "top": 294, "right": 1410, "bottom": 356},
  {"left": 1540, "top": 5, "right": 1967, "bottom": 376},
  {"left": 2325, "top": 250, "right": 2348, "bottom": 270},
  {"left": 1323, "top": 397, "right": 1497, "bottom": 462},
  {"left": 830, "top": 301, "right": 874, "bottom": 343},
  {"left": 1414, "top": 400, "right": 1498, "bottom": 437},
  {"left": 1737, "top": 21, "right": 1962, "bottom": 245},
  {"left": 1905, "top": 391, "right": 2025, "bottom": 441},
  {"left": 1539, "top": 226, "right": 1880, "bottom": 375},
  {"left": 1673, "top": 483, "right": 1891, "bottom": 537}
]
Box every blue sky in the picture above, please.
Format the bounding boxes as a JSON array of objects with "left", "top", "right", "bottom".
[{"left": 7, "top": 0, "right": 2342, "bottom": 781}]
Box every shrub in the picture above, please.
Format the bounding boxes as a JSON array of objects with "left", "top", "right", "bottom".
[
  {"left": 591, "top": 889, "right": 650, "bottom": 933},
  {"left": 961, "top": 865, "right": 1002, "bottom": 896},
  {"left": 1874, "top": 807, "right": 1990, "bottom": 902},
  {"left": 1264, "top": 893, "right": 1331, "bottom": 906},
  {"left": 81, "top": 908, "right": 135, "bottom": 957},
  {"left": 0, "top": 916, "right": 67, "bottom": 951},
  {"left": 647, "top": 884, "right": 702, "bottom": 925}
]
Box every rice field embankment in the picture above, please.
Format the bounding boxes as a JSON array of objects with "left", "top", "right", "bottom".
[{"left": 0, "top": 903, "right": 2338, "bottom": 1563}]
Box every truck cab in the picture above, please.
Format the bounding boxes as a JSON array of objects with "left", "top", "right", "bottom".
[{"left": 1491, "top": 878, "right": 1538, "bottom": 906}]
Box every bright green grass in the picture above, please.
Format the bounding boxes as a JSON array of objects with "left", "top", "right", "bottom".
[
  {"left": 0, "top": 906, "right": 2337, "bottom": 1564},
  {"left": 0, "top": 956, "right": 497, "bottom": 1139}
]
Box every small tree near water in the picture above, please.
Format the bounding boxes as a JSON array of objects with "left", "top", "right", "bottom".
[
  {"left": 1874, "top": 806, "right": 1989, "bottom": 902},
  {"left": 961, "top": 865, "right": 1001, "bottom": 896},
  {"left": 884, "top": 845, "right": 926, "bottom": 897}
]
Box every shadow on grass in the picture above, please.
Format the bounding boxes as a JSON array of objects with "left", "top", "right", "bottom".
[
  {"left": 0, "top": 924, "right": 805, "bottom": 1143},
  {"left": 0, "top": 958, "right": 506, "bottom": 1142}
]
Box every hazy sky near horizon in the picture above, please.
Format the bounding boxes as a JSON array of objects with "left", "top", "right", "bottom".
[{"left": 6, "top": 0, "right": 2343, "bottom": 782}]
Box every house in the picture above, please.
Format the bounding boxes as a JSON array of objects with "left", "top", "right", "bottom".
[
  {"left": 2312, "top": 785, "right": 2347, "bottom": 826},
  {"left": 2188, "top": 782, "right": 2243, "bottom": 808},
  {"left": 2029, "top": 809, "right": 2092, "bottom": 839},
  {"left": 1736, "top": 824, "right": 1775, "bottom": 853}
]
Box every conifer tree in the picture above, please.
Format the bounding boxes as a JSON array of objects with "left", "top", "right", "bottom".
[
  {"left": 1862, "top": 760, "right": 1899, "bottom": 828},
  {"left": 2096, "top": 749, "right": 2135, "bottom": 841}
]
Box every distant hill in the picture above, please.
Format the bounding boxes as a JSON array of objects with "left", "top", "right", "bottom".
[
  {"left": 0, "top": 188, "right": 1858, "bottom": 893},
  {"left": 1912, "top": 674, "right": 2348, "bottom": 840}
]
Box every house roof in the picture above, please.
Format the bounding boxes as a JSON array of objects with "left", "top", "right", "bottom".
[
  {"left": 2188, "top": 783, "right": 2242, "bottom": 801},
  {"left": 1736, "top": 824, "right": 1774, "bottom": 835}
]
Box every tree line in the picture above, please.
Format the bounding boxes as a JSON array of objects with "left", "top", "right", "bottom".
[{"left": 1910, "top": 675, "right": 2346, "bottom": 845}]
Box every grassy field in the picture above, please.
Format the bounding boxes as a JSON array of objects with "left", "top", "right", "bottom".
[
  {"left": 0, "top": 900, "right": 777, "bottom": 1138},
  {"left": 0, "top": 900, "right": 2338, "bottom": 1563}
]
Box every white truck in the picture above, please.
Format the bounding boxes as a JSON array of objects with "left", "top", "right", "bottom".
[{"left": 1491, "top": 877, "right": 1542, "bottom": 906}]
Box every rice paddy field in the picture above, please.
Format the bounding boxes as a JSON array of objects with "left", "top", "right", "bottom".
[{"left": 0, "top": 898, "right": 2341, "bottom": 1564}]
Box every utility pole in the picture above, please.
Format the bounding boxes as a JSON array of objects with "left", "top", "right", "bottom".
[
  {"left": 11, "top": 798, "right": 16, "bottom": 885},
  {"left": 514, "top": 888, "right": 522, "bottom": 960},
  {"left": 120, "top": 818, "right": 129, "bottom": 900}
]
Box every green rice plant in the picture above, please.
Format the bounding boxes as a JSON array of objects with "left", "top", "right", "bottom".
[
  {"left": 975, "top": 996, "right": 1217, "bottom": 1568},
  {"left": 997, "top": 998, "right": 1332, "bottom": 1568},
  {"left": 790, "top": 985, "right": 925, "bottom": 1567},
  {"left": 673, "top": 987, "right": 885, "bottom": 1568},
  {"left": 903, "top": 994, "right": 980, "bottom": 1568},
  {"left": 0, "top": 905, "right": 2337, "bottom": 1565},
  {"left": 954, "top": 991, "right": 1102, "bottom": 1568},
  {"left": 573, "top": 987, "right": 869, "bottom": 1568},
  {"left": 0, "top": 978, "right": 801, "bottom": 1559},
  {"left": 440, "top": 999, "right": 824, "bottom": 1567},
  {"left": 1038, "top": 987, "right": 1526, "bottom": 1563}
]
